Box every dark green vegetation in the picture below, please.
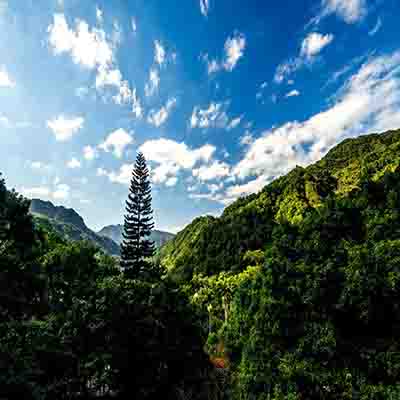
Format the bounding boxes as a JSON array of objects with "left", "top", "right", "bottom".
[
  {"left": 120, "top": 152, "right": 156, "bottom": 277},
  {"left": 3, "top": 128, "right": 400, "bottom": 399},
  {"left": 0, "top": 172, "right": 219, "bottom": 399},
  {"left": 98, "top": 224, "right": 174, "bottom": 249},
  {"left": 159, "top": 128, "right": 400, "bottom": 398},
  {"left": 30, "top": 199, "right": 120, "bottom": 256}
]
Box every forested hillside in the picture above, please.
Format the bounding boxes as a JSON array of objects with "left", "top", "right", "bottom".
[
  {"left": 0, "top": 177, "right": 219, "bottom": 399},
  {"left": 160, "top": 128, "right": 400, "bottom": 399},
  {"left": 30, "top": 199, "right": 120, "bottom": 256},
  {"left": 160, "top": 129, "right": 400, "bottom": 279}
]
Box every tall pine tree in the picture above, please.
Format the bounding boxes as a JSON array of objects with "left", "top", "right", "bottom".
[{"left": 120, "top": 152, "right": 155, "bottom": 278}]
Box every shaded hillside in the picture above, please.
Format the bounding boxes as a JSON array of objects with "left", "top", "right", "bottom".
[
  {"left": 30, "top": 199, "right": 120, "bottom": 256},
  {"left": 98, "top": 224, "right": 175, "bottom": 249},
  {"left": 160, "top": 128, "right": 400, "bottom": 279}
]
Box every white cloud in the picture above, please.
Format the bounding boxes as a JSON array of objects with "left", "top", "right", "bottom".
[
  {"left": 107, "top": 163, "right": 134, "bottom": 185},
  {"left": 21, "top": 183, "right": 70, "bottom": 201},
  {"left": 275, "top": 32, "right": 333, "bottom": 83},
  {"left": 99, "top": 128, "right": 134, "bottom": 158},
  {"left": 144, "top": 68, "right": 160, "bottom": 97},
  {"left": 147, "top": 98, "right": 177, "bottom": 127},
  {"left": 0, "top": 66, "right": 15, "bottom": 88},
  {"left": 165, "top": 177, "right": 178, "bottom": 187},
  {"left": 233, "top": 51, "right": 400, "bottom": 187},
  {"left": 131, "top": 88, "right": 143, "bottom": 119},
  {"left": 192, "top": 160, "right": 231, "bottom": 181},
  {"left": 285, "top": 89, "right": 300, "bottom": 98},
  {"left": 140, "top": 138, "right": 215, "bottom": 185},
  {"left": 227, "top": 116, "right": 242, "bottom": 130},
  {"left": 200, "top": 0, "right": 210, "bottom": 17},
  {"left": 131, "top": 17, "right": 137, "bottom": 33},
  {"left": 240, "top": 131, "right": 254, "bottom": 146},
  {"left": 75, "top": 86, "right": 89, "bottom": 98},
  {"left": 53, "top": 183, "right": 70, "bottom": 200},
  {"left": 369, "top": 17, "right": 382, "bottom": 36},
  {"left": 83, "top": 145, "right": 98, "bottom": 160},
  {"left": 48, "top": 14, "right": 135, "bottom": 108},
  {"left": 67, "top": 157, "right": 81, "bottom": 168},
  {"left": 301, "top": 32, "right": 334, "bottom": 59},
  {"left": 190, "top": 102, "right": 229, "bottom": 129},
  {"left": 29, "top": 161, "right": 51, "bottom": 171},
  {"left": 47, "top": 115, "right": 84, "bottom": 141},
  {"left": 154, "top": 40, "right": 166, "bottom": 66},
  {"left": 0, "top": 114, "right": 10, "bottom": 127},
  {"left": 319, "top": 0, "right": 367, "bottom": 24},
  {"left": 224, "top": 32, "right": 246, "bottom": 71},
  {"left": 201, "top": 54, "right": 221, "bottom": 75},
  {"left": 96, "top": 5, "right": 103, "bottom": 24},
  {"left": 96, "top": 167, "right": 108, "bottom": 177},
  {"left": 21, "top": 186, "right": 51, "bottom": 198},
  {"left": 48, "top": 14, "right": 113, "bottom": 69}
]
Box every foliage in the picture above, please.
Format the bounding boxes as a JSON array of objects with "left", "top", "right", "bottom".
[
  {"left": 120, "top": 152, "right": 156, "bottom": 278},
  {"left": 224, "top": 166, "right": 400, "bottom": 399},
  {"left": 0, "top": 172, "right": 216, "bottom": 400}
]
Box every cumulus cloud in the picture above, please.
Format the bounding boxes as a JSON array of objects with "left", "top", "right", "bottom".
[
  {"left": 201, "top": 31, "right": 246, "bottom": 75},
  {"left": 67, "top": 157, "right": 81, "bottom": 168},
  {"left": 107, "top": 163, "right": 134, "bottom": 185},
  {"left": 98, "top": 128, "right": 134, "bottom": 158},
  {"left": 240, "top": 131, "right": 254, "bottom": 146},
  {"left": 0, "top": 66, "right": 15, "bottom": 88},
  {"left": 319, "top": 0, "right": 367, "bottom": 24},
  {"left": 139, "top": 138, "right": 215, "bottom": 185},
  {"left": 21, "top": 183, "right": 70, "bottom": 201},
  {"left": 190, "top": 102, "right": 229, "bottom": 129},
  {"left": 48, "top": 14, "right": 113, "bottom": 69},
  {"left": 48, "top": 14, "right": 136, "bottom": 108},
  {"left": 224, "top": 32, "right": 246, "bottom": 71},
  {"left": 47, "top": 115, "right": 84, "bottom": 141},
  {"left": 234, "top": 51, "right": 400, "bottom": 187},
  {"left": 192, "top": 160, "right": 231, "bottom": 181},
  {"left": 53, "top": 183, "right": 70, "bottom": 200},
  {"left": 147, "top": 98, "right": 177, "bottom": 127},
  {"left": 83, "top": 145, "right": 98, "bottom": 160},
  {"left": 200, "top": 0, "right": 210, "bottom": 17},
  {"left": 144, "top": 68, "right": 160, "bottom": 97},
  {"left": 300, "top": 32, "right": 334, "bottom": 59}
]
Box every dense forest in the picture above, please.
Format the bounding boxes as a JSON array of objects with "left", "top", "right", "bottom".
[{"left": 2, "top": 128, "right": 400, "bottom": 399}]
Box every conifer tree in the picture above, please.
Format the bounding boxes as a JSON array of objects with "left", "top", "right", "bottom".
[{"left": 120, "top": 152, "right": 155, "bottom": 278}]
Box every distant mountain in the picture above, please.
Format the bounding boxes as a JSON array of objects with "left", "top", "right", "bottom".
[
  {"left": 29, "top": 199, "right": 120, "bottom": 256},
  {"left": 97, "top": 224, "right": 175, "bottom": 249}
]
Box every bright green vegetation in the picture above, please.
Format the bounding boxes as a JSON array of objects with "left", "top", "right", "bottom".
[
  {"left": 3, "top": 128, "right": 400, "bottom": 399},
  {"left": 0, "top": 174, "right": 219, "bottom": 399},
  {"left": 159, "top": 128, "right": 400, "bottom": 399}
]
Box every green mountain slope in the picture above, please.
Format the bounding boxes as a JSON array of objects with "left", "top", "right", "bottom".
[
  {"left": 97, "top": 224, "right": 175, "bottom": 249},
  {"left": 159, "top": 128, "right": 400, "bottom": 279},
  {"left": 29, "top": 199, "right": 120, "bottom": 256}
]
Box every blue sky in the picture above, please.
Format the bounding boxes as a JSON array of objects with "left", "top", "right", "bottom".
[{"left": 0, "top": 0, "right": 399, "bottom": 233}]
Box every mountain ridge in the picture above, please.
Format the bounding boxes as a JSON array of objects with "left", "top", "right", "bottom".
[
  {"left": 97, "top": 224, "right": 175, "bottom": 249},
  {"left": 159, "top": 128, "right": 400, "bottom": 279}
]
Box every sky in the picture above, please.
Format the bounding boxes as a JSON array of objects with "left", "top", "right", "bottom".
[{"left": 0, "top": 0, "right": 400, "bottom": 233}]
